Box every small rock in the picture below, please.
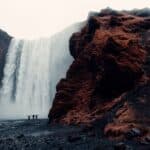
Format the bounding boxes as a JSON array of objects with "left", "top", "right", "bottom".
[
  {"left": 127, "top": 146, "right": 133, "bottom": 150},
  {"left": 25, "top": 143, "right": 30, "bottom": 148},
  {"left": 87, "top": 131, "right": 95, "bottom": 137},
  {"left": 68, "top": 135, "right": 81, "bottom": 143},
  {"left": 44, "top": 139, "right": 50, "bottom": 144},
  {"left": 114, "top": 142, "right": 126, "bottom": 150},
  {"left": 114, "top": 142, "right": 132, "bottom": 150},
  {"left": 140, "top": 140, "right": 150, "bottom": 145},
  {"left": 126, "top": 128, "right": 141, "bottom": 139},
  {"left": 81, "top": 135, "right": 87, "bottom": 141},
  {"left": 145, "top": 136, "right": 150, "bottom": 142},
  {"left": 17, "top": 134, "right": 25, "bottom": 139},
  {"left": 131, "top": 128, "right": 141, "bottom": 136}
]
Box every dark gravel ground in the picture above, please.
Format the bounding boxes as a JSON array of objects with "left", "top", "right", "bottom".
[{"left": 0, "top": 119, "right": 149, "bottom": 150}]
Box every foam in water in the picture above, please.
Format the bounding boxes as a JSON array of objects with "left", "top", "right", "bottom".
[{"left": 0, "top": 23, "right": 84, "bottom": 119}]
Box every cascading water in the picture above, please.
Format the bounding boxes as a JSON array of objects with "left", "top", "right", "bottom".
[{"left": 0, "top": 23, "right": 84, "bottom": 119}]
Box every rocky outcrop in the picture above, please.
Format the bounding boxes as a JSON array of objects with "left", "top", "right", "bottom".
[
  {"left": 0, "top": 29, "right": 12, "bottom": 85},
  {"left": 49, "top": 8, "right": 150, "bottom": 141}
]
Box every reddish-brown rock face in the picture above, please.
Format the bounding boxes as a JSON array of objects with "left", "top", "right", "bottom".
[{"left": 49, "top": 9, "right": 150, "bottom": 140}]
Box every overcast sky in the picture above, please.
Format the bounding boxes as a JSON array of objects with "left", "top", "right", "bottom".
[{"left": 0, "top": 0, "right": 149, "bottom": 39}]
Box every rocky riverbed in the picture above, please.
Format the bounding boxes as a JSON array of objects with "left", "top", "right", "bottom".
[{"left": 0, "top": 119, "right": 149, "bottom": 150}]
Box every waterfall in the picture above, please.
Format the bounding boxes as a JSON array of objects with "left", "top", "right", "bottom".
[{"left": 0, "top": 23, "right": 84, "bottom": 119}]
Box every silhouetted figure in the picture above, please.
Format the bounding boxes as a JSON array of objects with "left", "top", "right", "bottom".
[
  {"left": 35, "top": 115, "right": 38, "bottom": 120},
  {"left": 28, "top": 115, "right": 31, "bottom": 120},
  {"left": 32, "top": 115, "right": 35, "bottom": 120}
]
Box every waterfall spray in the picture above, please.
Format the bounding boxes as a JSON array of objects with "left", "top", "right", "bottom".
[{"left": 0, "top": 23, "right": 84, "bottom": 119}]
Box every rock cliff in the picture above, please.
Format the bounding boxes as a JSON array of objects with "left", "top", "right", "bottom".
[
  {"left": 49, "top": 8, "right": 150, "bottom": 141},
  {"left": 0, "top": 29, "right": 12, "bottom": 85}
]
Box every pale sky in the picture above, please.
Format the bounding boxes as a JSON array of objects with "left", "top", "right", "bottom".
[{"left": 0, "top": 0, "right": 149, "bottom": 39}]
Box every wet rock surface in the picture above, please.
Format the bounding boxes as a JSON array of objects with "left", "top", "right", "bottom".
[{"left": 0, "top": 119, "right": 149, "bottom": 150}]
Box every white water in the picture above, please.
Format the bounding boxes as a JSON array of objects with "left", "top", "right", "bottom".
[{"left": 0, "top": 23, "right": 84, "bottom": 119}]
